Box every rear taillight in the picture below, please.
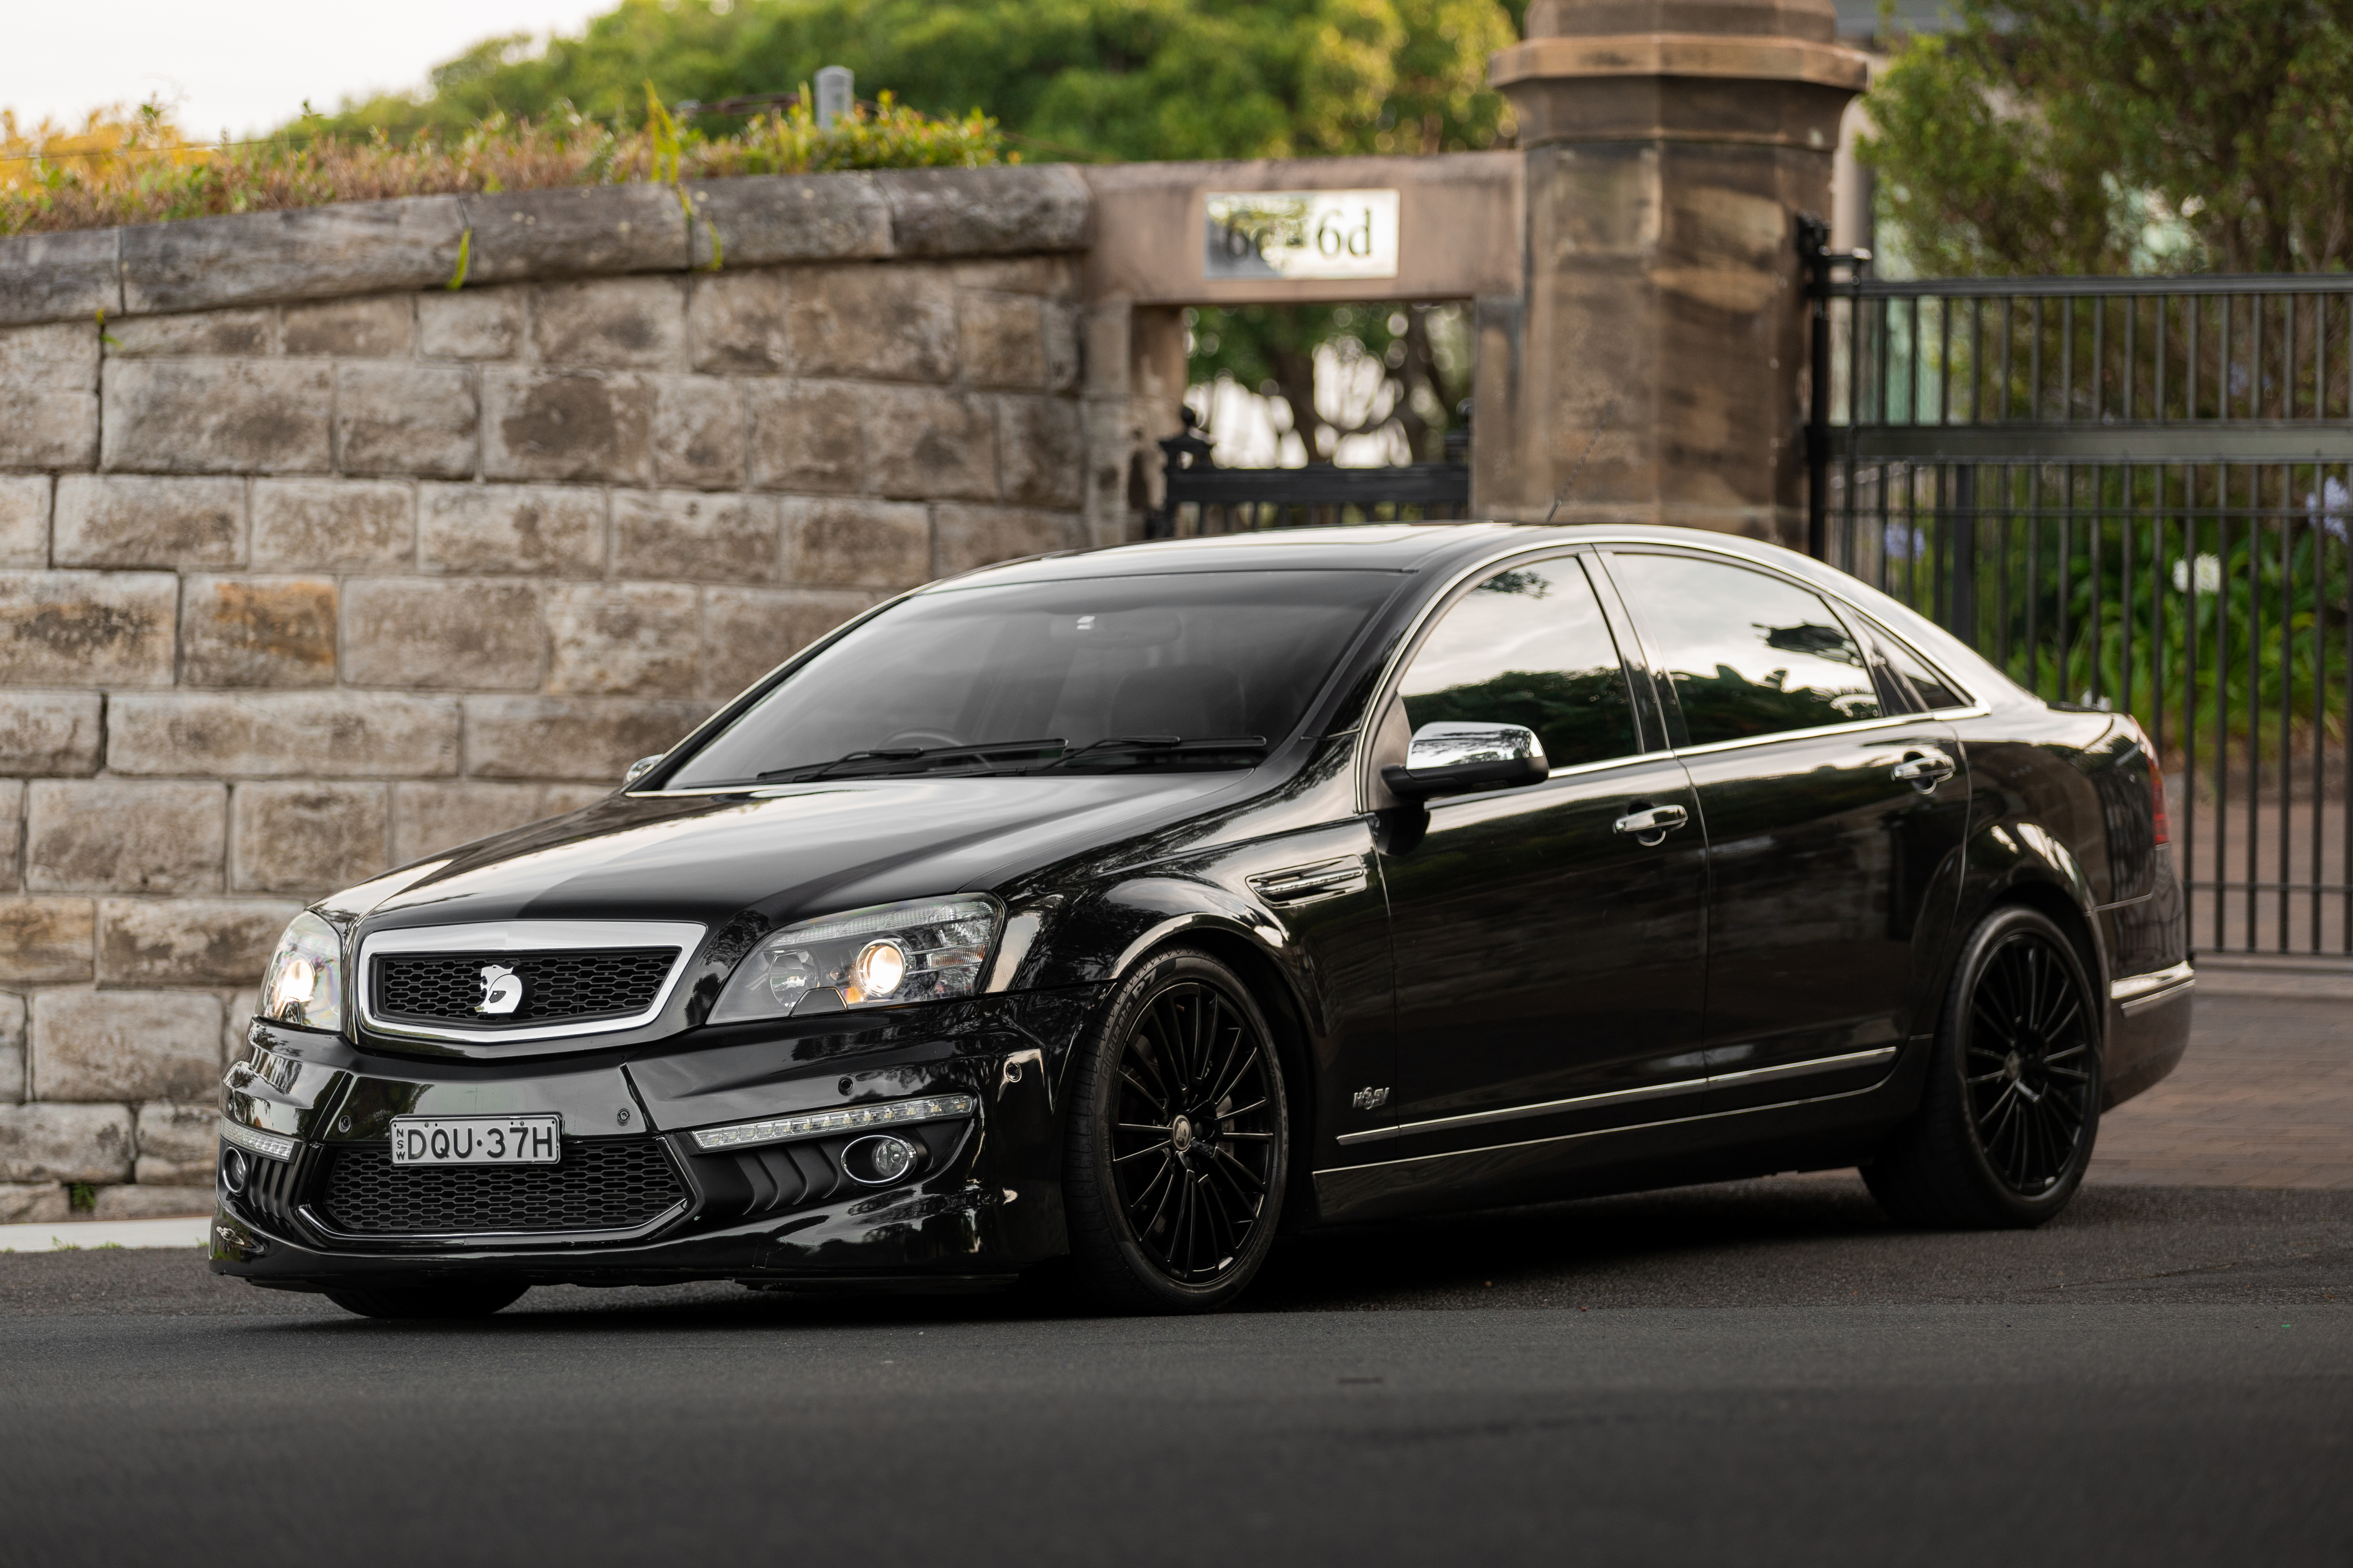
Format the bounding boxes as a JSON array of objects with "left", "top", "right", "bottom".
[{"left": 2122, "top": 716, "right": 2171, "bottom": 846}]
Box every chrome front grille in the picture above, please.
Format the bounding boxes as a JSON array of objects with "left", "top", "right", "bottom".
[{"left": 372, "top": 948, "right": 678, "bottom": 1029}]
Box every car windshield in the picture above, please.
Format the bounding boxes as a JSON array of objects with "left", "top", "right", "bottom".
[{"left": 666, "top": 569, "right": 1403, "bottom": 788}]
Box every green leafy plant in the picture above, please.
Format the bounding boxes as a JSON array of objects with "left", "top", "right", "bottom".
[{"left": 1867, "top": 467, "right": 2349, "bottom": 776}]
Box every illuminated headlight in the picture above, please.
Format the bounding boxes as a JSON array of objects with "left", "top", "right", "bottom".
[
  {"left": 689, "top": 1093, "right": 977, "bottom": 1151},
  {"left": 258, "top": 912, "right": 344, "bottom": 1033},
  {"left": 709, "top": 896, "right": 999, "bottom": 1022}
]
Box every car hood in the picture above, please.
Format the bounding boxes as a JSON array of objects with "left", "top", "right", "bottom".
[{"left": 354, "top": 773, "right": 1250, "bottom": 938}]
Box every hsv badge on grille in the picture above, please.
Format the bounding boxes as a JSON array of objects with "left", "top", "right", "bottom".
[{"left": 475, "top": 964, "right": 524, "bottom": 1015}]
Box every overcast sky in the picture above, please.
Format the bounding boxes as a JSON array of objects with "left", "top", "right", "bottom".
[{"left": 5, "top": 0, "right": 613, "bottom": 140}]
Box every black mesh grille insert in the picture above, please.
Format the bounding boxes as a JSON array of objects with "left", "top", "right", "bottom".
[
  {"left": 319, "top": 1139, "right": 687, "bottom": 1235},
  {"left": 373, "top": 948, "right": 677, "bottom": 1029}
]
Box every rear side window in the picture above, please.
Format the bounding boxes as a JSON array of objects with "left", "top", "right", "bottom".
[
  {"left": 1868, "top": 622, "right": 1972, "bottom": 712},
  {"left": 1397, "top": 556, "right": 1639, "bottom": 769},
  {"left": 1607, "top": 553, "right": 1882, "bottom": 746}
]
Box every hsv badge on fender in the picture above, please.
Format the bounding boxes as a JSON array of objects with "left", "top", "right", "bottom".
[{"left": 212, "top": 524, "right": 2191, "bottom": 1317}]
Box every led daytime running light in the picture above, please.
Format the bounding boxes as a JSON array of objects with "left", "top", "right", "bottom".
[
  {"left": 690, "top": 1093, "right": 976, "bottom": 1152},
  {"left": 219, "top": 1118, "right": 296, "bottom": 1163}
]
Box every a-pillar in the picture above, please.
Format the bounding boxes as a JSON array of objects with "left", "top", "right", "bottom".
[{"left": 1481, "top": 0, "right": 1867, "bottom": 542}]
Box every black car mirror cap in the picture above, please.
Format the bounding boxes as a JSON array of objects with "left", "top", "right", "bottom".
[{"left": 1381, "top": 722, "right": 1549, "bottom": 801}]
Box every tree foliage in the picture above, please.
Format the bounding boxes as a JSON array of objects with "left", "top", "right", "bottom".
[
  {"left": 1862, "top": 1, "right": 2353, "bottom": 276},
  {"left": 322, "top": 0, "right": 1518, "bottom": 162}
]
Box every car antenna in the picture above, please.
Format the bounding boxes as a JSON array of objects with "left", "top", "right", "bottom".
[{"left": 1543, "top": 397, "right": 1618, "bottom": 525}]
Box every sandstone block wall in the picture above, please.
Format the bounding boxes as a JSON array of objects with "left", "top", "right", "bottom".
[{"left": 0, "top": 170, "right": 1099, "bottom": 1219}]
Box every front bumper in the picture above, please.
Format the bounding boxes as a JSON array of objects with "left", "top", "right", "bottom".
[{"left": 209, "top": 986, "right": 1101, "bottom": 1291}]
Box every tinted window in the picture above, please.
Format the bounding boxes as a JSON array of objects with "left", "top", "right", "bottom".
[
  {"left": 1609, "top": 553, "right": 1882, "bottom": 746},
  {"left": 1869, "top": 622, "right": 1971, "bottom": 711},
  {"left": 669, "top": 571, "right": 1399, "bottom": 787},
  {"left": 1397, "top": 557, "right": 1638, "bottom": 769}
]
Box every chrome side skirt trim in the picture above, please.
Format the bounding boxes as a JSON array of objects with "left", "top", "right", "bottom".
[
  {"left": 1317, "top": 1077, "right": 1892, "bottom": 1184},
  {"left": 355, "top": 919, "right": 707, "bottom": 1045},
  {"left": 1333, "top": 1045, "right": 1899, "bottom": 1147},
  {"left": 1709, "top": 1045, "right": 1899, "bottom": 1090}
]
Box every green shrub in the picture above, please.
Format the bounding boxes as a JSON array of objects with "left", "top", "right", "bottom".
[{"left": 1, "top": 90, "right": 1006, "bottom": 237}]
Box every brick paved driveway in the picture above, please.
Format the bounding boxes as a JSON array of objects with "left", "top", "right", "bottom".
[
  {"left": 2089, "top": 981, "right": 2353, "bottom": 1190},
  {"left": 1786, "top": 976, "right": 2353, "bottom": 1190}
]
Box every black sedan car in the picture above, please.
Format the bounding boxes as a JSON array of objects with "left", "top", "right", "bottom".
[{"left": 213, "top": 523, "right": 2191, "bottom": 1316}]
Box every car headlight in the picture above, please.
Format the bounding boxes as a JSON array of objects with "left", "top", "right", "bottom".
[
  {"left": 258, "top": 911, "right": 344, "bottom": 1033},
  {"left": 710, "top": 896, "right": 1000, "bottom": 1023}
]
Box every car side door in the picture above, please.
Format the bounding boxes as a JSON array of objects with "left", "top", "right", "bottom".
[
  {"left": 1368, "top": 552, "right": 1711, "bottom": 1161},
  {"left": 1597, "top": 550, "right": 1971, "bottom": 1106}
]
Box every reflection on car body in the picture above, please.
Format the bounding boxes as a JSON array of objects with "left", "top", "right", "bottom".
[{"left": 209, "top": 524, "right": 2191, "bottom": 1317}]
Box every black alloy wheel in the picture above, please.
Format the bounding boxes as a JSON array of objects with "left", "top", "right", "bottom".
[
  {"left": 1964, "top": 928, "right": 2098, "bottom": 1194},
  {"left": 322, "top": 1281, "right": 529, "bottom": 1320},
  {"left": 1064, "top": 948, "right": 1288, "bottom": 1312},
  {"left": 1865, "top": 905, "right": 2103, "bottom": 1229}
]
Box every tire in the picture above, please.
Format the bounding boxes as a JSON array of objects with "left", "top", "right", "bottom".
[
  {"left": 322, "top": 1281, "right": 529, "bottom": 1320},
  {"left": 1865, "top": 905, "right": 2103, "bottom": 1229},
  {"left": 1062, "top": 948, "right": 1289, "bottom": 1314}
]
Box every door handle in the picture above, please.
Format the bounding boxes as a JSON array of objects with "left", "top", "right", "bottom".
[
  {"left": 1612, "top": 803, "right": 1689, "bottom": 844},
  {"left": 1892, "top": 751, "right": 1956, "bottom": 790}
]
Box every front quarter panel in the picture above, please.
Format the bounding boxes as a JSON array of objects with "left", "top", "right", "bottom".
[{"left": 1021, "top": 818, "right": 1395, "bottom": 1179}]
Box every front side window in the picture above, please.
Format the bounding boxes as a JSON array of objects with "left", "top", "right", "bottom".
[
  {"left": 1396, "top": 556, "right": 1638, "bottom": 770},
  {"left": 1607, "top": 553, "right": 1882, "bottom": 747},
  {"left": 668, "top": 570, "right": 1401, "bottom": 787}
]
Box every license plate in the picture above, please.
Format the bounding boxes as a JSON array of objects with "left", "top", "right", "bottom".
[{"left": 390, "top": 1114, "right": 562, "bottom": 1166}]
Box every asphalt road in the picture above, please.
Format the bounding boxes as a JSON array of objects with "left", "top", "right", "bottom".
[{"left": 5, "top": 1179, "right": 2349, "bottom": 1567}]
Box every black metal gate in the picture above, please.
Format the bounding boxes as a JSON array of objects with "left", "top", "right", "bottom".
[
  {"left": 1147, "top": 412, "right": 1471, "bottom": 538},
  {"left": 1806, "top": 235, "right": 2353, "bottom": 966}
]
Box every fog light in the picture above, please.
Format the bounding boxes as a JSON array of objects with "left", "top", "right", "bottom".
[
  {"left": 842, "top": 1134, "right": 920, "bottom": 1186},
  {"left": 218, "top": 1146, "right": 249, "bottom": 1194}
]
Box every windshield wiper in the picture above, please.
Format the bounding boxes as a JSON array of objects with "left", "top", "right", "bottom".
[
  {"left": 756, "top": 737, "right": 1067, "bottom": 783},
  {"left": 1042, "top": 735, "right": 1269, "bottom": 771}
]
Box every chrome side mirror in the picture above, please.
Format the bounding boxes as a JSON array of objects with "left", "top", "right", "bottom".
[
  {"left": 1381, "top": 722, "right": 1548, "bottom": 802},
  {"left": 623, "top": 754, "right": 664, "bottom": 788}
]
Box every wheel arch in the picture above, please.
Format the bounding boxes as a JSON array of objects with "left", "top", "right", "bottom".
[
  {"left": 1990, "top": 879, "right": 2106, "bottom": 1003},
  {"left": 1116, "top": 923, "right": 1319, "bottom": 1176},
  {"left": 1953, "top": 816, "right": 2112, "bottom": 999}
]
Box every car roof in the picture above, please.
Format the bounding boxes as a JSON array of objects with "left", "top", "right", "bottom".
[
  {"left": 928, "top": 520, "right": 1829, "bottom": 589},
  {"left": 920, "top": 520, "right": 2018, "bottom": 707},
  {"left": 917, "top": 523, "right": 1511, "bottom": 585}
]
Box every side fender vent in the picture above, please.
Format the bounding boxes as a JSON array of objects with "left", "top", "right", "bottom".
[{"left": 1248, "top": 857, "right": 1369, "bottom": 907}]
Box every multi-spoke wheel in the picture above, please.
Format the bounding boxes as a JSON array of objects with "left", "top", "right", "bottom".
[
  {"left": 1865, "top": 905, "right": 2102, "bottom": 1229},
  {"left": 1064, "top": 948, "right": 1288, "bottom": 1311}
]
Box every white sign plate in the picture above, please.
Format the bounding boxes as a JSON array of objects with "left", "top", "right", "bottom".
[
  {"left": 390, "top": 1113, "right": 561, "bottom": 1166},
  {"left": 1204, "top": 189, "right": 1400, "bottom": 281}
]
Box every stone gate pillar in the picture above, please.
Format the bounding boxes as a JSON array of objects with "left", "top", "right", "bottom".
[{"left": 1480, "top": 0, "right": 1867, "bottom": 541}]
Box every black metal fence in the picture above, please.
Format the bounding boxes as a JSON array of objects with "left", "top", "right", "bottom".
[
  {"left": 1809, "top": 251, "right": 2353, "bottom": 964},
  {"left": 1146, "top": 416, "right": 1471, "bottom": 538}
]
